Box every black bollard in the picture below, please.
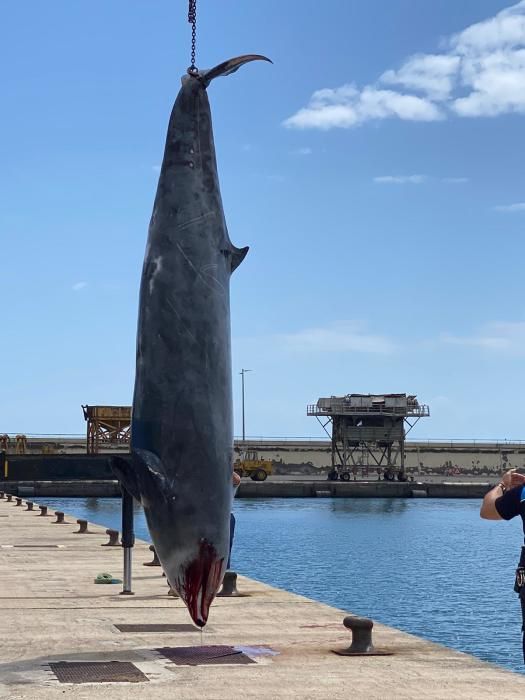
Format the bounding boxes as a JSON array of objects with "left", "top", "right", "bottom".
[
  {"left": 217, "top": 570, "right": 240, "bottom": 597},
  {"left": 6, "top": 494, "right": 13, "bottom": 503},
  {"left": 15, "top": 497, "right": 23, "bottom": 506},
  {"left": 54, "top": 512, "right": 65, "bottom": 524},
  {"left": 25, "top": 501, "right": 34, "bottom": 511},
  {"left": 38, "top": 505, "right": 48, "bottom": 516},
  {"left": 343, "top": 617, "right": 374, "bottom": 653},
  {"left": 332, "top": 616, "right": 393, "bottom": 657},
  {"left": 143, "top": 544, "right": 161, "bottom": 567},
  {"left": 101, "top": 529, "right": 120, "bottom": 546},
  {"left": 76, "top": 519, "right": 89, "bottom": 533}
]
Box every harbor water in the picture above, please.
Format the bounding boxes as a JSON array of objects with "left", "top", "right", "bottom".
[{"left": 33, "top": 496, "right": 525, "bottom": 674}]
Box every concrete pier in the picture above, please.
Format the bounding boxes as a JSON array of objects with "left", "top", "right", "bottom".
[{"left": 1, "top": 498, "right": 524, "bottom": 698}]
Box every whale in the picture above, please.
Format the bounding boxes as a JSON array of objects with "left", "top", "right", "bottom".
[{"left": 111, "top": 55, "right": 271, "bottom": 627}]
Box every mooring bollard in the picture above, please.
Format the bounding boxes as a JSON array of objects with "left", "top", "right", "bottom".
[
  {"left": 76, "top": 519, "right": 89, "bottom": 534},
  {"left": 15, "top": 497, "right": 23, "bottom": 506},
  {"left": 25, "top": 501, "right": 34, "bottom": 511},
  {"left": 38, "top": 505, "right": 48, "bottom": 516},
  {"left": 54, "top": 512, "right": 65, "bottom": 524},
  {"left": 143, "top": 544, "right": 161, "bottom": 566},
  {"left": 343, "top": 616, "right": 374, "bottom": 653},
  {"left": 6, "top": 494, "right": 13, "bottom": 502},
  {"left": 101, "top": 529, "right": 120, "bottom": 546},
  {"left": 332, "top": 616, "right": 392, "bottom": 657},
  {"left": 0, "top": 492, "right": 4, "bottom": 499},
  {"left": 217, "top": 570, "right": 240, "bottom": 597}
]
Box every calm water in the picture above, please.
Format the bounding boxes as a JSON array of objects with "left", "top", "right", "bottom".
[{"left": 34, "top": 496, "right": 525, "bottom": 674}]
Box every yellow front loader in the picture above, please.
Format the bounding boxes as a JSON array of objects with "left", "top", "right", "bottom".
[{"left": 234, "top": 449, "right": 273, "bottom": 481}]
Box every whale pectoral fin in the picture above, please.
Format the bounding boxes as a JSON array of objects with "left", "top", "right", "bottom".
[
  {"left": 132, "top": 448, "right": 170, "bottom": 504},
  {"left": 109, "top": 456, "right": 141, "bottom": 502},
  {"left": 231, "top": 245, "right": 249, "bottom": 273}
]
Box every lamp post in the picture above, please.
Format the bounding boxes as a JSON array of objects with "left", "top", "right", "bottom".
[{"left": 240, "top": 369, "right": 252, "bottom": 442}]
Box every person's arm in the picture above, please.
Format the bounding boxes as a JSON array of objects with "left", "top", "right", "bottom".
[
  {"left": 480, "top": 482, "right": 507, "bottom": 520},
  {"left": 480, "top": 469, "right": 525, "bottom": 520},
  {"left": 232, "top": 469, "right": 241, "bottom": 497}
]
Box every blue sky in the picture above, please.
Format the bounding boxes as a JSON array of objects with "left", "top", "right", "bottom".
[{"left": 1, "top": 1, "right": 525, "bottom": 440}]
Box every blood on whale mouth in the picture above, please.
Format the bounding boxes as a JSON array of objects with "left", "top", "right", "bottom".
[{"left": 178, "top": 540, "right": 225, "bottom": 627}]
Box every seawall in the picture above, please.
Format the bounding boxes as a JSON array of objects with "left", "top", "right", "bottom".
[
  {"left": 2, "top": 439, "right": 525, "bottom": 481},
  {"left": 0, "top": 479, "right": 492, "bottom": 499}
]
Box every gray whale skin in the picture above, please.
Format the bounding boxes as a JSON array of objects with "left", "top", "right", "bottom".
[{"left": 111, "top": 55, "right": 271, "bottom": 627}]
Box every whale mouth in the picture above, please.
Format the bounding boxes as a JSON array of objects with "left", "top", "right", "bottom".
[{"left": 176, "top": 541, "right": 225, "bottom": 627}]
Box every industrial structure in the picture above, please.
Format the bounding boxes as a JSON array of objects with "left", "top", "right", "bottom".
[
  {"left": 82, "top": 405, "right": 131, "bottom": 454},
  {"left": 307, "top": 394, "right": 430, "bottom": 481},
  {"left": 0, "top": 435, "right": 28, "bottom": 454}
]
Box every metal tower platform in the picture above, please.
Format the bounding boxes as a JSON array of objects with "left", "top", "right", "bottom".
[
  {"left": 82, "top": 405, "right": 131, "bottom": 454},
  {"left": 307, "top": 394, "right": 429, "bottom": 481}
]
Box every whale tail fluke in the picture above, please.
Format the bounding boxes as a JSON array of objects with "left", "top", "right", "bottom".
[{"left": 200, "top": 55, "right": 272, "bottom": 87}]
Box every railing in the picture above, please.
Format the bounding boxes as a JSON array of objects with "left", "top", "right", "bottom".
[
  {"left": 0, "top": 433, "right": 86, "bottom": 439},
  {"left": 2, "top": 433, "right": 525, "bottom": 447},
  {"left": 307, "top": 404, "right": 430, "bottom": 417},
  {"left": 403, "top": 439, "right": 525, "bottom": 448}
]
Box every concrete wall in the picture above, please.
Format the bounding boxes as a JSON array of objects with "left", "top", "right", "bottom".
[
  {"left": 234, "top": 440, "right": 525, "bottom": 476},
  {"left": 3, "top": 439, "right": 524, "bottom": 481}
]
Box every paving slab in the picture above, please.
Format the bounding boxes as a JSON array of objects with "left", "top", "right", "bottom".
[{"left": 0, "top": 497, "right": 524, "bottom": 699}]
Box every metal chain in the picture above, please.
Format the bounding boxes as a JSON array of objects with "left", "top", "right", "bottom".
[{"left": 188, "top": 0, "right": 197, "bottom": 74}]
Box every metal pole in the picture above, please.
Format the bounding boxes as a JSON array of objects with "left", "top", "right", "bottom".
[
  {"left": 240, "top": 369, "right": 252, "bottom": 443},
  {"left": 120, "top": 487, "right": 135, "bottom": 595},
  {"left": 241, "top": 371, "right": 245, "bottom": 442}
]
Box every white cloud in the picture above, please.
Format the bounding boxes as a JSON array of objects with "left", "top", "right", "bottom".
[
  {"left": 72, "top": 282, "right": 87, "bottom": 292},
  {"left": 381, "top": 54, "right": 460, "bottom": 100},
  {"left": 284, "top": 1, "right": 525, "bottom": 129},
  {"left": 430, "top": 395, "right": 451, "bottom": 404},
  {"left": 284, "top": 86, "right": 442, "bottom": 129},
  {"left": 450, "top": 1, "right": 525, "bottom": 54},
  {"left": 441, "top": 321, "right": 525, "bottom": 353},
  {"left": 374, "top": 175, "right": 427, "bottom": 184},
  {"left": 374, "top": 175, "right": 468, "bottom": 184},
  {"left": 293, "top": 147, "right": 313, "bottom": 155},
  {"left": 493, "top": 201, "right": 525, "bottom": 211},
  {"left": 280, "top": 321, "right": 397, "bottom": 355},
  {"left": 453, "top": 49, "right": 525, "bottom": 116}
]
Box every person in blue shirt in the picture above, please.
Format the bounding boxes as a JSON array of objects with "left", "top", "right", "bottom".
[
  {"left": 227, "top": 470, "right": 241, "bottom": 570},
  {"left": 481, "top": 468, "right": 525, "bottom": 662}
]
